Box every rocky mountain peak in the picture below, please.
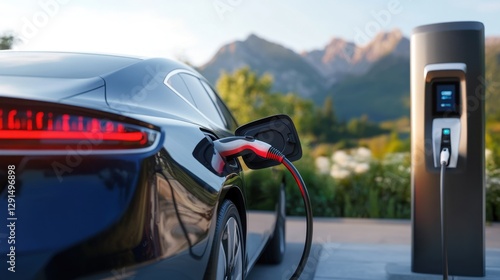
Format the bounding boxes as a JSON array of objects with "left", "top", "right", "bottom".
[
  {"left": 322, "top": 38, "right": 356, "bottom": 63},
  {"left": 300, "top": 29, "right": 409, "bottom": 83},
  {"left": 200, "top": 30, "right": 411, "bottom": 97},
  {"left": 486, "top": 37, "right": 500, "bottom": 47},
  {"left": 354, "top": 29, "right": 408, "bottom": 62},
  {"left": 199, "top": 33, "right": 326, "bottom": 98}
]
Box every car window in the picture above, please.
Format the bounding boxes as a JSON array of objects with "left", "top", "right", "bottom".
[
  {"left": 179, "top": 73, "right": 226, "bottom": 127},
  {"left": 201, "top": 80, "right": 238, "bottom": 130},
  {"left": 166, "top": 74, "right": 197, "bottom": 106}
]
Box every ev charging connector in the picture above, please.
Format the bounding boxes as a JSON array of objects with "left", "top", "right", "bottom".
[
  {"left": 411, "top": 22, "right": 485, "bottom": 277},
  {"left": 213, "top": 136, "right": 312, "bottom": 280}
]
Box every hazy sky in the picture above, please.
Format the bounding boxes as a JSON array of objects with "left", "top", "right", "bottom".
[{"left": 1, "top": 0, "right": 499, "bottom": 65}]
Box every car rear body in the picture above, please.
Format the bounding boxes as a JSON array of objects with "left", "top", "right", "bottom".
[{"left": 0, "top": 52, "right": 281, "bottom": 279}]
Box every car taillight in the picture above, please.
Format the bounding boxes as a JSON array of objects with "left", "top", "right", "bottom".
[{"left": 0, "top": 103, "right": 159, "bottom": 150}]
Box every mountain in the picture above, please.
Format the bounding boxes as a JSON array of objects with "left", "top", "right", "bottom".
[
  {"left": 199, "top": 34, "right": 326, "bottom": 98},
  {"left": 199, "top": 31, "right": 500, "bottom": 122},
  {"left": 302, "top": 38, "right": 356, "bottom": 85},
  {"left": 199, "top": 31, "right": 409, "bottom": 120},
  {"left": 303, "top": 29, "right": 409, "bottom": 86},
  {"left": 486, "top": 37, "right": 500, "bottom": 47},
  {"left": 200, "top": 31, "right": 408, "bottom": 100},
  {"left": 325, "top": 54, "right": 410, "bottom": 121},
  {"left": 306, "top": 29, "right": 411, "bottom": 121}
]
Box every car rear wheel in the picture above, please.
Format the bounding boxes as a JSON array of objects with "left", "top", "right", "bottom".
[
  {"left": 206, "top": 200, "right": 244, "bottom": 280},
  {"left": 258, "top": 184, "right": 286, "bottom": 264}
]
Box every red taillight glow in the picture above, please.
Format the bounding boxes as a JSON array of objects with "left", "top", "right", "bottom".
[
  {"left": 0, "top": 107, "right": 156, "bottom": 150},
  {"left": 0, "top": 130, "right": 146, "bottom": 142}
]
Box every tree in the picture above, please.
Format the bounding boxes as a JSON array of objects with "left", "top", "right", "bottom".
[
  {"left": 346, "top": 115, "right": 387, "bottom": 138},
  {"left": 216, "top": 67, "right": 274, "bottom": 124},
  {"left": 260, "top": 92, "right": 316, "bottom": 136},
  {"left": 385, "top": 131, "right": 405, "bottom": 153},
  {"left": 0, "top": 33, "right": 17, "bottom": 50},
  {"left": 217, "top": 67, "right": 338, "bottom": 142},
  {"left": 485, "top": 42, "right": 500, "bottom": 120},
  {"left": 281, "top": 94, "right": 315, "bottom": 136},
  {"left": 313, "top": 96, "right": 339, "bottom": 142}
]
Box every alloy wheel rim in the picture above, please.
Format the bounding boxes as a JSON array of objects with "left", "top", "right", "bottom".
[{"left": 217, "top": 217, "right": 243, "bottom": 280}]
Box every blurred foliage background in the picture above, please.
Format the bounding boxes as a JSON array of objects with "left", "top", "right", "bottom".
[
  {"left": 217, "top": 65, "right": 500, "bottom": 222},
  {"left": 2, "top": 32, "right": 499, "bottom": 221},
  {"left": 0, "top": 32, "right": 16, "bottom": 50}
]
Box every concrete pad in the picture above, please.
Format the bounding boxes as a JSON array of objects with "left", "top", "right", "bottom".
[
  {"left": 247, "top": 243, "right": 322, "bottom": 280},
  {"left": 386, "top": 263, "right": 500, "bottom": 280},
  {"left": 314, "top": 244, "right": 405, "bottom": 280},
  {"left": 314, "top": 244, "right": 500, "bottom": 280},
  {"left": 315, "top": 260, "right": 388, "bottom": 280},
  {"left": 320, "top": 243, "right": 410, "bottom": 263}
]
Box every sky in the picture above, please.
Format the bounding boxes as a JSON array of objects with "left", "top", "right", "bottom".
[{"left": 1, "top": 0, "right": 499, "bottom": 66}]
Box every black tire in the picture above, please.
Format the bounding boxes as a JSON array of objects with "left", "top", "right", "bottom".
[
  {"left": 258, "top": 184, "right": 286, "bottom": 264},
  {"left": 205, "top": 200, "right": 244, "bottom": 280}
]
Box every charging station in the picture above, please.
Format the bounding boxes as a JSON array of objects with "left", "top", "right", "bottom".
[{"left": 411, "top": 22, "right": 485, "bottom": 277}]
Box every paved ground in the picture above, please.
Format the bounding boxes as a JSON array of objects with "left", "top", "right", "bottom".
[
  {"left": 247, "top": 243, "right": 322, "bottom": 280},
  {"left": 249, "top": 217, "right": 500, "bottom": 280}
]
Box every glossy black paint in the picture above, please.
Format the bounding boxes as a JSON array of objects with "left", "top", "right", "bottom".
[{"left": 0, "top": 52, "right": 280, "bottom": 279}]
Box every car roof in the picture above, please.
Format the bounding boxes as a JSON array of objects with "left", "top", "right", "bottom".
[{"left": 0, "top": 51, "right": 144, "bottom": 79}]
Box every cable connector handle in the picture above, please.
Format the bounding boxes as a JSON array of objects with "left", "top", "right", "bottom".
[
  {"left": 213, "top": 136, "right": 284, "bottom": 162},
  {"left": 440, "top": 147, "right": 450, "bottom": 167}
]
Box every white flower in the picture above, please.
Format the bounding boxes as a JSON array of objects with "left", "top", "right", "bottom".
[
  {"left": 315, "top": 156, "right": 331, "bottom": 174},
  {"left": 329, "top": 148, "right": 373, "bottom": 178},
  {"left": 485, "top": 149, "right": 492, "bottom": 160},
  {"left": 354, "top": 162, "right": 370, "bottom": 174},
  {"left": 330, "top": 166, "right": 351, "bottom": 179},
  {"left": 332, "top": 150, "right": 350, "bottom": 165},
  {"left": 354, "top": 147, "right": 372, "bottom": 162}
]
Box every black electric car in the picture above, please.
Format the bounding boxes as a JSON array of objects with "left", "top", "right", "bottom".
[{"left": 0, "top": 52, "right": 298, "bottom": 279}]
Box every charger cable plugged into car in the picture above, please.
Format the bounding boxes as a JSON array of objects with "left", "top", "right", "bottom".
[{"left": 213, "top": 136, "right": 313, "bottom": 280}]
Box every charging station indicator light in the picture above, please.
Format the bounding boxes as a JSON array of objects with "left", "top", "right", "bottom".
[{"left": 443, "top": 128, "right": 451, "bottom": 135}]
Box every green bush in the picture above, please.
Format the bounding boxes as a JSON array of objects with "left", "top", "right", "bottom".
[
  {"left": 486, "top": 174, "right": 500, "bottom": 222},
  {"left": 283, "top": 156, "right": 337, "bottom": 217},
  {"left": 329, "top": 154, "right": 411, "bottom": 219},
  {"left": 244, "top": 167, "right": 283, "bottom": 211},
  {"left": 244, "top": 153, "right": 338, "bottom": 217},
  {"left": 244, "top": 151, "right": 500, "bottom": 221},
  {"left": 486, "top": 156, "right": 500, "bottom": 222}
]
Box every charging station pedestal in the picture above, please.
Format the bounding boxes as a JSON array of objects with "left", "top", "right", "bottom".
[{"left": 411, "top": 22, "right": 485, "bottom": 276}]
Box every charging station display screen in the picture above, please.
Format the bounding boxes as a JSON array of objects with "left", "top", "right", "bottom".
[{"left": 433, "top": 82, "right": 460, "bottom": 116}]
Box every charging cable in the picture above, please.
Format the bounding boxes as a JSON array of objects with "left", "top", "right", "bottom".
[
  {"left": 440, "top": 147, "right": 450, "bottom": 280},
  {"left": 214, "top": 136, "right": 312, "bottom": 280}
]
